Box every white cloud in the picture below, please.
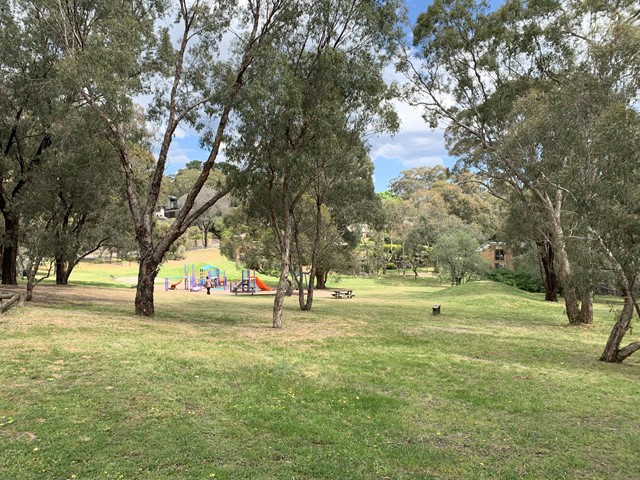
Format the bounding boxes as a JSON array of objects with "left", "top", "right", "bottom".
[
  {"left": 165, "top": 141, "right": 193, "bottom": 170},
  {"left": 371, "top": 101, "right": 447, "bottom": 168},
  {"left": 174, "top": 126, "right": 188, "bottom": 139}
]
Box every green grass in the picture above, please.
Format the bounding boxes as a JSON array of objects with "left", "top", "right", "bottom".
[{"left": 1, "top": 266, "right": 639, "bottom": 479}]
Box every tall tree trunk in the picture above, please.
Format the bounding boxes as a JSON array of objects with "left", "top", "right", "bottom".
[
  {"left": 202, "top": 227, "right": 208, "bottom": 248},
  {"left": 1, "top": 212, "right": 19, "bottom": 284},
  {"left": 547, "top": 204, "right": 591, "bottom": 324},
  {"left": 296, "top": 268, "right": 306, "bottom": 309},
  {"left": 536, "top": 239, "right": 558, "bottom": 302},
  {"left": 292, "top": 224, "right": 308, "bottom": 311},
  {"left": 298, "top": 195, "right": 323, "bottom": 312},
  {"left": 579, "top": 291, "right": 593, "bottom": 325},
  {"left": 272, "top": 214, "right": 292, "bottom": 328},
  {"left": 315, "top": 269, "right": 327, "bottom": 289},
  {"left": 135, "top": 254, "right": 160, "bottom": 317},
  {"left": 55, "top": 257, "right": 71, "bottom": 285}
]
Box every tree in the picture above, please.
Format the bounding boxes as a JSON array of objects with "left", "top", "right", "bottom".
[
  {"left": 583, "top": 105, "right": 640, "bottom": 362},
  {"left": 502, "top": 194, "right": 559, "bottom": 302},
  {"left": 402, "top": 0, "right": 605, "bottom": 324},
  {"left": 227, "top": 0, "right": 402, "bottom": 327},
  {"left": 47, "top": 0, "right": 292, "bottom": 316},
  {"left": 431, "top": 230, "right": 487, "bottom": 286},
  {"left": 381, "top": 196, "right": 415, "bottom": 275},
  {"left": 0, "top": 0, "right": 67, "bottom": 284},
  {"left": 387, "top": 166, "right": 496, "bottom": 278},
  {"left": 177, "top": 186, "right": 231, "bottom": 248},
  {"left": 2, "top": 1, "right": 141, "bottom": 288},
  {"left": 389, "top": 165, "right": 449, "bottom": 199},
  {"left": 318, "top": 142, "right": 384, "bottom": 288}
]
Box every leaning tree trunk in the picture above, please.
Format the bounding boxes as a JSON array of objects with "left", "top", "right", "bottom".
[
  {"left": 536, "top": 239, "right": 558, "bottom": 302},
  {"left": 135, "top": 254, "right": 160, "bottom": 317},
  {"left": 1, "top": 212, "right": 19, "bottom": 285},
  {"left": 548, "top": 207, "right": 591, "bottom": 324},
  {"left": 589, "top": 228, "right": 640, "bottom": 362},
  {"left": 600, "top": 292, "right": 640, "bottom": 362}
]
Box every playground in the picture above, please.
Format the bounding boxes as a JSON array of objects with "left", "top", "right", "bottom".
[{"left": 163, "top": 265, "right": 280, "bottom": 295}]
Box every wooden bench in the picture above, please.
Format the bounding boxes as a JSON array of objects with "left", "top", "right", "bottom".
[{"left": 331, "top": 289, "right": 354, "bottom": 299}]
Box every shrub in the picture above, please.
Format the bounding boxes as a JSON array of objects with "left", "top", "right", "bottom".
[{"left": 485, "top": 268, "right": 544, "bottom": 293}]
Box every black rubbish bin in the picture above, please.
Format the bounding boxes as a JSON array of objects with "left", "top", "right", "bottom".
[{"left": 432, "top": 304, "right": 441, "bottom": 315}]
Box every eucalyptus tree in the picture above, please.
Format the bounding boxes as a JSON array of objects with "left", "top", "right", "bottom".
[
  {"left": 27, "top": 0, "right": 292, "bottom": 316},
  {"left": 403, "top": 0, "right": 639, "bottom": 325},
  {"left": 586, "top": 106, "right": 640, "bottom": 363},
  {"left": 293, "top": 141, "right": 382, "bottom": 309},
  {"left": 431, "top": 230, "right": 487, "bottom": 286},
  {"left": 318, "top": 143, "right": 384, "bottom": 287},
  {"left": 381, "top": 195, "right": 415, "bottom": 274},
  {"left": 502, "top": 193, "right": 559, "bottom": 302},
  {"left": 389, "top": 165, "right": 449, "bottom": 199},
  {"left": 227, "top": 0, "right": 402, "bottom": 327},
  {"left": 177, "top": 186, "right": 232, "bottom": 248},
  {"left": 0, "top": 0, "right": 68, "bottom": 284}
]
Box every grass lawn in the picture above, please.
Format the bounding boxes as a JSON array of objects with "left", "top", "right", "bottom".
[{"left": 1, "top": 257, "right": 639, "bottom": 479}]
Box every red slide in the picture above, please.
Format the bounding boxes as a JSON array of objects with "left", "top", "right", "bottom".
[{"left": 253, "top": 276, "right": 272, "bottom": 291}]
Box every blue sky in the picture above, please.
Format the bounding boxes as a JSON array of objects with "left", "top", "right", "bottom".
[{"left": 162, "top": 1, "right": 503, "bottom": 192}]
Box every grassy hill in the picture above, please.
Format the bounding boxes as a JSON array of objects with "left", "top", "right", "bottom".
[{"left": 1, "top": 254, "right": 639, "bottom": 479}]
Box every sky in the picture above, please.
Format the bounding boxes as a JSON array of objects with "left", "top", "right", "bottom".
[{"left": 160, "top": 1, "right": 503, "bottom": 192}]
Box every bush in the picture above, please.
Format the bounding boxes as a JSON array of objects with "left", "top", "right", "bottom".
[
  {"left": 386, "top": 262, "right": 397, "bottom": 270},
  {"left": 485, "top": 268, "right": 544, "bottom": 293}
]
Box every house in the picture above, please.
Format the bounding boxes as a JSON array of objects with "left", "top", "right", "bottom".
[
  {"left": 157, "top": 196, "right": 179, "bottom": 220},
  {"left": 480, "top": 242, "right": 513, "bottom": 269}
]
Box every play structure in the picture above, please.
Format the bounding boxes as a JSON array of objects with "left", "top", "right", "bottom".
[
  {"left": 229, "top": 269, "right": 273, "bottom": 295},
  {"left": 164, "top": 264, "right": 204, "bottom": 292},
  {"left": 199, "top": 264, "right": 226, "bottom": 288},
  {"left": 164, "top": 266, "right": 273, "bottom": 294},
  {"left": 164, "top": 277, "right": 184, "bottom": 290}
]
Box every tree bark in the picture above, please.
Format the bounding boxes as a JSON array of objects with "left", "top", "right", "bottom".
[
  {"left": 546, "top": 196, "right": 591, "bottom": 324},
  {"left": 135, "top": 255, "right": 160, "bottom": 317},
  {"left": 272, "top": 214, "right": 292, "bottom": 328},
  {"left": 1, "top": 212, "right": 19, "bottom": 285},
  {"left": 589, "top": 227, "right": 640, "bottom": 363},
  {"left": 536, "top": 239, "right": 558, "bottom": 302},
  {"left": 0, "top": 293, "right": 21, "bottom": 312},
  {"left": 578, "top": 291, "right": 593, "bottom": 325},
  {"left": 55, "top": 258, "right": 71, "bottom": 285},
  {"left": 315, "top": 269, "right": 327, "bottom": 289},
  {"left": 600, "top": 292, "right": 635, "bottom": 362},
  {"left": 297, "top": 195, "right": 323, "bottom": 312}
]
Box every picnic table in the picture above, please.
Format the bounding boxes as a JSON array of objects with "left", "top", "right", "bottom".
[{"left": 331, "top": 289, "right": 354, "bottom": 299}]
